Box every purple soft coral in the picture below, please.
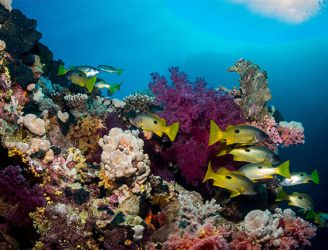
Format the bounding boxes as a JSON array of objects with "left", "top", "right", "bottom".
[
  {"left": 149, "top": 67, "right": 244, "bottom": 186},
  {"left": 0, "top": 166, "right": 45, "bottom": 226}
]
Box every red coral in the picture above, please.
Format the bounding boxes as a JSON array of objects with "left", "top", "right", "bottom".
[{"left": 149, "top": 67, "right": 244, "bottom": 185}]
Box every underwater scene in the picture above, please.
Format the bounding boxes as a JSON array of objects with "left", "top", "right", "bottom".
[{"left": 0, "top": 0, "right": 328, "bottom": 249}]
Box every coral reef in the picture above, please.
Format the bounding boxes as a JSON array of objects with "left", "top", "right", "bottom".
[{"left": 0, "top": 2, "right": 317, "bottom": 249}]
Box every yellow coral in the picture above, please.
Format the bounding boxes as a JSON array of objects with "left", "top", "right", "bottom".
[
  {"left": 98, "top": 168, "right": 114, "bottom": 190},
  {"left": 8, "top": 147, "right": 29, "bottom": 163},
  {"left": 32, "top": 241, "right": 44, "bottom": 250}
]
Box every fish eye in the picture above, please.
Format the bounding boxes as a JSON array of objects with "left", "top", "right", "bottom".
[
  {"left": 235, "top": 129, "right": 240, "bottom": 133},
  {"left": 300, "top": 174, "right": 304, "bottom": 177},
  {"left": 78, "top": 73, "right": 83, "bottom": 77},
  {"left": 298, "top": 196, "right": 303, "bottom": 200},
  {"left": 245, "top": 148, "right": 251, "bottom": 152},
  {"left": 153, "top": 120, "right": 158, "bottom": 124},
  {"left": 258, "top": 166, "right": 262, "bottom": 169},
  {"left": 226, "top": 175, "right": 232, "bottom": 179}
]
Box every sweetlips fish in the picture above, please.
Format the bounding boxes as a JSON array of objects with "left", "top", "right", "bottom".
[
  {"left": 65, "top": 69, "right": 97, "bottom": 93},
  {"left": 281, "top": 170, "right": 319, "bottom": 186},
  {"left": 306, "top": 210, "right": 328, "bottom": 227},
  {"left": 208, "top": 120, "right": 268, "bottom": 146},
  {"left": 203, "top": 162, "right": 257, "bottom": 198},
  {"left": 129, "top": 112, "right": 179, "bottom": 142},
  {"left": 240, "top": 160, "right": 290, "bottom": 181},
  {"left": 217, "top": 145, "right": 280, "bottom": 164},
  {"left": 276, "top": 189, "right": 313, "bottom": 212},
  {"left": 95, "top": 78, "right": 111, "bottom": 89},
  {"left": 58, "top": 64, "right": 100, "bottom": 77},
  {"left": 97, "top": 65, "right": 123, "bottom": 76}
]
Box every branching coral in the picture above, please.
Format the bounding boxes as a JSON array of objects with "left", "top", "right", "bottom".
[
  {"left": 122, "top": 92, "right": 157, "bottom": 114},
  {"left": 149, "top": 67, "right": 244, "bottom": 185},
  {"left": 98, "top": 128, "right": 151, "bottom": 194}
]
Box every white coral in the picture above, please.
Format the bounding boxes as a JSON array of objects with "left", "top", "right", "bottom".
[
  {"left": 18, "top": 114, "right": 47, "bottom": 136},
  {"left": 98, "top": 128, "right": 150, "bottom": 192},
  {"left": 242, "top": 209, "right": 284, "bottom": 244}
]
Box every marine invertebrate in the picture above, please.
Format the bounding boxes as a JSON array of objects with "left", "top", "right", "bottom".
[
  {"left": 18, "top": 113, "right": 48, "bottom": 136},
  {"left": 249, "top": 115, "right": 305, "bottom": 150},
  {"left": 229, "top": 208, "right": 316, "bottom": 250},
  {"left": 98, "top": 128, "right": 151, "bottom": 193},
  {"left": 149, "top": 67, "right": 244, "bottom": 185},
  {"left": 122, "top": 92, "right": 157, "bottom": 114},
  {"left": 0, "top": 165, "right": 45, "bottom": 226},
  {"left": 228, "top": 58, "right": 271, "bottom": 121},
  {"left": 278, "top": 121, "right": 305, "bottom": 146},
  {"left": 64, "top": 93, "right": 88, "bottom": 110},
  {"left": 162, "top": 224, "right": 229, "bottom": 250},
  {"left": 67, "top": 115, "right": 105, "bottom": 161}
]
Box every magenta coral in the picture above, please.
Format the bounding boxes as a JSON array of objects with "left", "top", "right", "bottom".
[
  {"left": 0, "top": 165, "right": 45, "bottom": 226},
  {"left": 149, "top": 67, "right": 244, "bottom": 185}
]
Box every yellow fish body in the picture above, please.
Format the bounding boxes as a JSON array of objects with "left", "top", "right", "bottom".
[
  {"left": 209, "top": 120, "right": 268, "bottom": 146},
  {"left": 218, "top": 146, "right": 280, "bottom": 164},
  {"left": 203, "top": 162, "right": 257, "bottom": 197},
  {"left": 276, "top": 189, "right": 313, "bottom": 212},
  {"left": 240, "top": 160, "right": 290, "bottom": 181},
  {"left": 129, "top": 113, "right": 179, "bottom": 142},
  {"left": 65, "top": 69, "right": 97, "bottom": 93},
  {"left": 281, "top": 170, "right": 319, "bottom": 186}
]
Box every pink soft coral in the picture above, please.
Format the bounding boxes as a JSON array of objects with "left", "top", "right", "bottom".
[
  {"left": 163, "top": 224, "right": 229, "bottom": 250},
  {"left": 149, "top": 67, "right": 244, "bottom": 185},
  {"left": 279, "top": 212, "right": 316, "bottom": 249},
  {"left": 278, "top": 121, "right": 305, "bottom": 147},
  {"left": 249, "top": 115, "right": 305, "bottom": 151}
]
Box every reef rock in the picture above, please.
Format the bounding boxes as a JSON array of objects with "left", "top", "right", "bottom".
[{"left": 228, "top": 58, "right": 271, "bottom": 121}]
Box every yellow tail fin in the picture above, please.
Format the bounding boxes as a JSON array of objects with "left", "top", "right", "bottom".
[
  {"left": 85, "top": 76, "right": 97, "bottom": 93},
  {"left": 203, "top": 161, "right": 216, "bottom": 183},
  {"left": 277, "top": 160, "right": 291, "bottom": 178},
  {"left": 311, "top": 170, "right": 319, "bottom": 184},
  {"left": 166, "top": 122, "right": 179, "bottom": 142},
  {"left": 276, "top": 188, "right": 289, "bottom": 202},
  {"left": 58, "top": 64, "right": 68, "bottom": 76},
  {"left": 209, "top": 120, "right": 224, "bottom": 146}
]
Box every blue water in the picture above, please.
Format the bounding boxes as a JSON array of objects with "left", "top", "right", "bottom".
[{"left": 14, "top": 0, "right": 328, "bottom": 247}]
